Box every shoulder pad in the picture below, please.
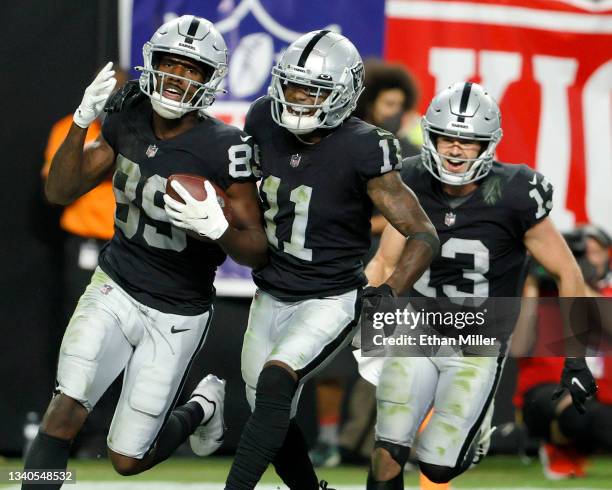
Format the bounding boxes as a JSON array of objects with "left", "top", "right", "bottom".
[
  {"left": 399, "top": 155, "right": 427, "bottom": 187},
  {"left": 104, "top": 80, "right": 145, "bottom": 114}
]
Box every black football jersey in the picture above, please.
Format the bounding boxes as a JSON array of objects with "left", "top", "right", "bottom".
[
  {"left": 246, "top": 97, "right": 402, "bottom": 300},
  {"left": 99, "top": 99, "right": 256, "bottom": 315},
  {"left": 401, "top": 156, "right": 554, "bottom": 298}
]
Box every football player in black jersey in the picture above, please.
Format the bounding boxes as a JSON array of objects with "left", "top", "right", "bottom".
[
  {"left": 214, "top": 31, "right": 438, "bottom": 490},
  {"left": 22, "top": 16, "right": 267, "bottom": 489},
  {"left": 360, "top": 82, "right": 597, "bottom": 487}
]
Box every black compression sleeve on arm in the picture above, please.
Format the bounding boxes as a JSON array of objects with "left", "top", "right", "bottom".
[{"left": 406, "top": 231, "right": 440, "bottom": 258}]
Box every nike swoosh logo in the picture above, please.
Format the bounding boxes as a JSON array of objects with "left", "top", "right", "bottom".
[
  {"left": 240, "top": 135, "right": 252, "bottom": 142},
  {"left": 571, "top": 377, "right": 586, "bottom": 392},
  {"left": 171, "top": 326, "right": 190, "bottom": 334},
  {"left": 530, "top": 175, "right": 538, "bottom": 185}
]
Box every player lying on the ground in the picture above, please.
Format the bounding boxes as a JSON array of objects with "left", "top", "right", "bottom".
[
  {"left": 21, "top": 15, "right": 267, "bottom": 490},
  {"left": 358, "top": 82, "right": 597, "bottom": 488}
]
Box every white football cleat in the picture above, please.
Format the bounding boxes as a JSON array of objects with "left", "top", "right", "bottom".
[
  {"left": 188, "top": 374, "right": 226, "bottom": 456},
  {"left": 471, "top": 403, "right": 496, "bottom": 467}
]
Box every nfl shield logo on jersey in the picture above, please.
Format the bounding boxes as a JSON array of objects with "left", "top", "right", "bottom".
[
  {"left": 289, "top": 154, "right": 301, "bottom": 168},
  {"left": 146, "top": 144, "right": 158, "bottom": 158},
  {"left": 444, "top": 212, "right": 456, "bottom": 227}
]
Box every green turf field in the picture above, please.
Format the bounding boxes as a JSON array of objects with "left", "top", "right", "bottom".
[{"left": 1, "top": 455, "right": 611, "bottom": 489}]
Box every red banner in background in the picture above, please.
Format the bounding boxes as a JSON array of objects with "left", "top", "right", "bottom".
[{"left": 384, "top": 0, "right": 612, "bottom": 233}]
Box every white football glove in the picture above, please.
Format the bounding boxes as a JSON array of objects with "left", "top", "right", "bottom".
[
  {"left": 163, "top": 180, "right": 229, "bottom": 241},
  {"left": 73, "top": 62, "right": 117, "bottom": 128}
]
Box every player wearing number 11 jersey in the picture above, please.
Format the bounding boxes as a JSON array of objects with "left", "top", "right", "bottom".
[
  {"left": 362, "top": 82, "right": 596, "bottom": 487},
  {"left": 221, "top": 31, "right": 438, "bottom": 490},
  {"left": 22, "top": 16, "right": 267, "bottom": 489}
]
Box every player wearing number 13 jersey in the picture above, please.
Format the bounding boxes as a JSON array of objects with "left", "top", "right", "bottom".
[
  {"left": 22, "top": 16, "right": 267, "bottom": 490},
  {"left": 405, "top": 155, "right": 551, "bottom": 299},
  {"left": 222, "top": 31, "right": 438, "bottom": 490},
  {"left": 361, "top": 82, "right": 595, "bottom": 487}
]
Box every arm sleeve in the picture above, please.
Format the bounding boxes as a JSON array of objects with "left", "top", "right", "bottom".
[
  {"left": 208, "top": 131, "right": 258, "bottom": 191},
  {"left": 399, "top": 155, "right": 424, "bottom": 187},
  {"left": 354, "top": 127, "right": 403, "bottom": 181},
  {"left": 516, "top": 166, "right": 554, "bottom": 233}
]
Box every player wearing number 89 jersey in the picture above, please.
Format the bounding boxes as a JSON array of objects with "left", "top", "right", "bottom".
[
  {"left": 223, "top": 31, "right": 438, "bottom": 490},
  {"left": 99, "top": 90, "right": 256, "bottom": 314},
  {"left": 23, "top": 16, "right": 268, "bottom": 489},
  {"left": 360, "top": 82, "right": 594, "bottom": 487}
]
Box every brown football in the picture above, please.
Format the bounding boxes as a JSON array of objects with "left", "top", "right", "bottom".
[{"left": 166, "top": 173, "right": 235, "bottom": 226}]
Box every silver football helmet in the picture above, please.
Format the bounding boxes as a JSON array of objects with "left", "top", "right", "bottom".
[
  {"left": 421, "top": 82, "right": 503, "bottom": 185},
  {"left": 269, "top": 30, "right": 364, "bottom": 134},
  {"left": 136, "top": 15, "right": 228, "bottom": 119}
]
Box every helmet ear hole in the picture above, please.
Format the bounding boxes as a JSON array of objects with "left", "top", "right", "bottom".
[
  {"left": 198, "top": 62, "right": 215, "bottom": 83},
  {"left": 151, "top": 52, "right": 161, "bottom": 69}
]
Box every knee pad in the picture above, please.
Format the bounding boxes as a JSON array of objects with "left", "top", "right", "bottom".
[
  {"left": 419, "top": 462, "right": 458, "bottom": 484},
  {"left": 255, "top": 365, "right": 297, "bottom": 410},
  {"left": 374, "top": 440, "right": 410, "bottom": 468},
  {"left": 377, "top": 360, "right": 412, "bottom": 405},
  {"left": 128, "top": 362, "right": 175, "bottom": 417},
  {"left": 57, "top": 313, "right": 115, "bottom": 407},
  {"left": 61, "top": 314, "right": 109, "bottom": 361},
  {"left": 367, "top": 469, "right": 404, "bottom": 490}
]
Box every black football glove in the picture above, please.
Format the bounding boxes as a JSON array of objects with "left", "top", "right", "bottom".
[
  {"left": 552, "top": 357, "right": 597, "bottom": 414},
  {"left": 362, "top": 283, "right": 396, "bottom": 310},
  {"left": 104, "top": 80, "right": 145, "bottom": 113},
  {"left": 361, "top": 284, "right": 396, "bottom": 337}
]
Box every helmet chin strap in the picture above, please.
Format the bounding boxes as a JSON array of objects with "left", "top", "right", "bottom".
[
  {"left": 281, "top": 107, "right": 320, "bottom": 135},
  {"left": 150, "top": 92, "right": 194, "bottom": 119},
  {"left": 434, "top": 152, "right": 480, "bottom": 185}
]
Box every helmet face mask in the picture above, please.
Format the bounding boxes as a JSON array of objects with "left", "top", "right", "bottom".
[
  {"left": 421, "top": 82, "right": 503, "bottom": 186},
  {"left": 269, "top": 30, "right": 364, "bottom": 134},
  {"left": 136, "top": 15, "right": 228, "bottom": 119},
  {"left": 144, "top": 54, "right": 212, "bottom": 118},
  {"left": 271, "top": 71, "right": 337, "bottom": 134}
]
